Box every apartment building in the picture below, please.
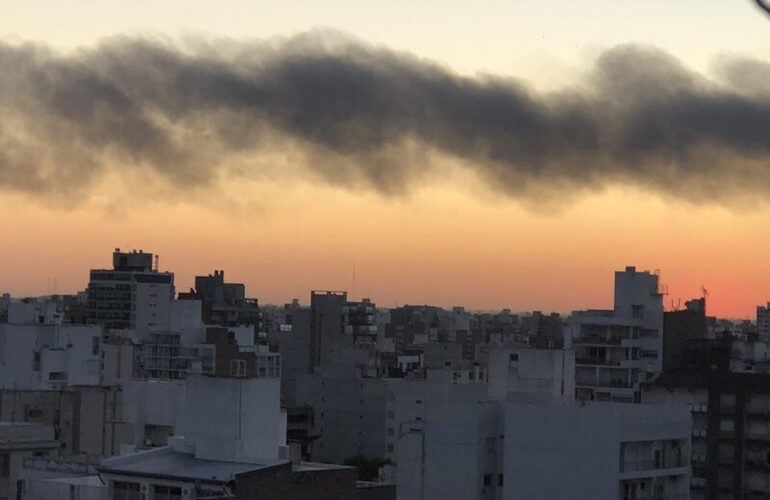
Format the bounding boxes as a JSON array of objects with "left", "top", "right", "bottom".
[
  {"left": 644, "top": 371, "right": 770, "bottom": 499},
  {"left": 87, "top": 250, "right": 174, "bottom": 336},
  {"left": 503, "top": 398, "right": 691, "bottom": 500},
  {"left": 0, "top": 422, "right": 59, "bottom": 500},
  {"left": 567, "top": 266, "right": 665, "bottom": 403}
]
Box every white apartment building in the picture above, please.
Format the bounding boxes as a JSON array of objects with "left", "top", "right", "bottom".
[
  {"left": 6, "top": 301, "right": 64, "bottom": 326},
  {"left": 0, "top": 324, "right": 102, "bottom": 389},
  {"left": 395, "top": 392, "right": 690, "bottom": 500},
  {"left": 181, "top": 374, "right": 287, "bottom": 463},
  {"left": 295, "top": 373, "right": 388, "bottom": 464},
  {"left": 298, "top": 344, "right": 576, "bottom": 472},
  {"left": 396, "top": 397, "right": 502, "bottom": 500},
  {"left": 0, "top": 422, "right": 59, "bottom": 500},
  {"left": 119, "top": 379, "right": 186, "bottom": 449},
  {"left": 504, "top": 398, "right": 692, "bottom": 500},
  {"left": 87, "top": 250, "right": 174, "bottom": 337},
  {"left": 567, "top": 266, "right": 665, "bottom": 402},
  {"left": 486, "top": 346, "right": 575, "bottom": 401}
]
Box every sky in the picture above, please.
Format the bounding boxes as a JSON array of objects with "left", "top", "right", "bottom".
[{"left": 1, "top": 0, "right": 769, "bottom": 317}]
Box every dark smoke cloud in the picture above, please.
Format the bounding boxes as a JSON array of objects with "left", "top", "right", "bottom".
[{"left": 1, "top": 31, "right": 769, "bottom": 205}]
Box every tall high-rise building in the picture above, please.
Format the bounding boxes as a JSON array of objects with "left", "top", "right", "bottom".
[
  {"left": 87, "top": 249, "right": 174, "bottom": 336},
  {"left": 567, "top": 266, "right": 665, "bottom": 403},
  {"left": 310, "top": 291, "right": 377, "bottom": 371}
]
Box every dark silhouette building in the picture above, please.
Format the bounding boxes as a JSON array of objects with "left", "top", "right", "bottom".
[{"left": 188, "top": 270, "right": 260, "bottom": 329}]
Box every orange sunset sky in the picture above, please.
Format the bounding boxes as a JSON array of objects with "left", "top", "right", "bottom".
[{"left": 2, "top": 1, "right": 770, "bottom": 318}]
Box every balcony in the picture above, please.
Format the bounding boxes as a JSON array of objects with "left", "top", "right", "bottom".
[
  {"left": 575, "top": 357, "right": 622, "bottom": 367},
  {"left": 747, "top": 410, "right": 770, "bottom": 420},
  {"left": 597, "top": 378, "right": 633, "bottom": 389},
  {"left": 573, "top": 335, "right": 623, "bottom": 346},
  {"left": 620, "top": 456, "right": 689, "bottom": 481},
  {"left": 746, "top": 433, "right": 770, "bottom": 445},
  {"left": 620, "top": 457, "right": 685, "bottom": 473}
]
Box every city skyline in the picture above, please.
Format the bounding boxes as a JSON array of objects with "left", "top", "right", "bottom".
[
  {"left": 2, "top": 1, "right": 770, "bottom": 318},
  {"left": 5, "top": 3, "right": 770, "bottom": 500},
  {"left": 1, "top": 248, "right": 758, "bottom": 320}
]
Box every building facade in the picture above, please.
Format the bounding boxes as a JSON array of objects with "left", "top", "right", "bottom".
[{"left": 567, "top": 267, "right": 665, "bottom": 403}]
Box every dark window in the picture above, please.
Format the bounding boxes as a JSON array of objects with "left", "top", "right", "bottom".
[
  {"left": 230, "top": 360, "right": 246, "bottom": 377},
  {"left": 26, "top": 407, "right": 43, "bottom": 420},
  {"left": 153, "top": 484, "right": 182, "bottom": 500},
  {"left": 113, "top": 481, "right": 141, "bottom": 500},
  {"left": 0, "top": 453, "right": 8, "bottom": 477}
]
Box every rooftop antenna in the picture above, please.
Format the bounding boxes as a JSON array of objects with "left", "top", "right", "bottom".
[
  {"left": 755, "top": 0, "right": 770, "bottom": 16},
  {"left": 352, "top": 261, "right": 357, "bottom": 301},
  {"left": 155, "top": 255, "right": 159, "bottom": 272},
  {"left": 700, "top": 285, "right": 709, "bottom": 299}
]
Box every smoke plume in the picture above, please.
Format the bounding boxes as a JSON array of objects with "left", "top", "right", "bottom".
[{"left": 1, "top": 31, "right": 769, "bottom": 205}]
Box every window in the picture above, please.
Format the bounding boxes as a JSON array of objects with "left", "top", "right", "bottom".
[
  {"left": 48, "top": 371, "right": 67, "bottom": 381},
  {"left": 230, "top": 359, "right": 246, "bottom": 377},
  {"left": 26, "top": 407, "right": 43, "bottom": 420},
  {"left": 153, "top": 484, "right": 182, "bottom": 500},
  {"left": 113, "top": 481, "right": 141, "bottom": 500},
  {"left": 498, "top": 474, "right": 504, "bottom": 487},
  {"left": 483, "top": 474, "right": 492, "bottom": 487},
  {"left": 0, "top": 453, "right": 8, "bottom": 477},
  {"left": 91, "top": 337, "right": 100, "bottom": 355}
]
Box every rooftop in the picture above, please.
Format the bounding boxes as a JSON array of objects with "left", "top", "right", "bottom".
[
  {"left": 98, "top": 447, "right": 287, "bottom": 484},
  {"left": 42, "top": 475, "right": 105, "bottom": 487}
]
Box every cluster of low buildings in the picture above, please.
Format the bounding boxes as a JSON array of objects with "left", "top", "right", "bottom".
[{"left": 1, "top": 251, "right": 770, "bottom": 499}]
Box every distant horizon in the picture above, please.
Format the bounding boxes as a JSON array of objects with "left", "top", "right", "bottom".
[{"left": 1, "top": 251, "right": 757, "bottom": 321}]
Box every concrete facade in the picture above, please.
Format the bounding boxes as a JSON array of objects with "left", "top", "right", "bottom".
[
  {"left": 503, "top": 399, "right": 691, "bottom": 500},
  {"left": 567, "top": 266, "right": 665, "bottom": 402}
]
